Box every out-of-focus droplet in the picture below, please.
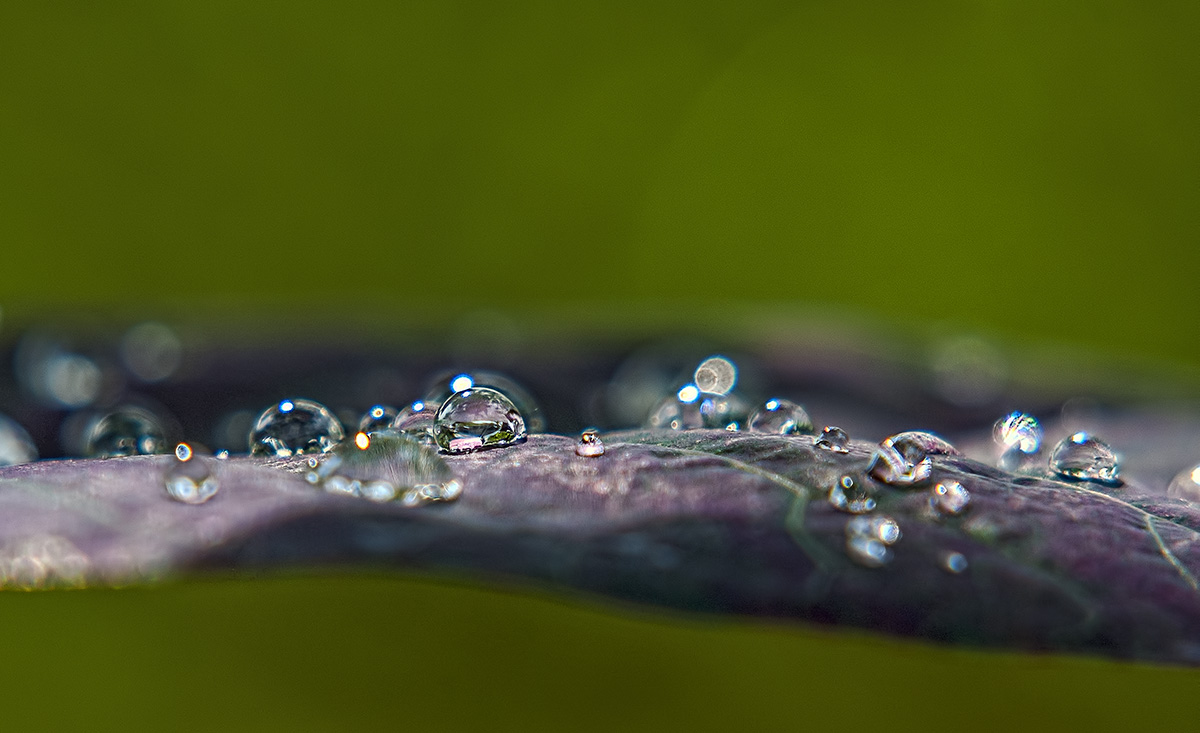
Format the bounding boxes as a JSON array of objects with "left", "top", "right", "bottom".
[
  {"left": 120, "top": 322, "right": 183, "bottom": 383},
  {"left": 307, "top": 431, "right": 462, "bottom": 505},
  {"left": 357, "top": 404, "right": 398, "bottom": 434},
  {"left": 1168, "top": 465, "right": 1200, "bottom": 503},
  {"left": 0, "top": 414, "right": 38, "bottom": 467},
  {"left": 391, "top": 400, "right": 437, "bottom": 445},
  {"left": 575, "top": 429, "right": 605, "bottom": 457},
  {"left": 828, "top": 475, "right": 876, "bottom": 514},
  {"left": 815, "top": 426, "right": 850, "bottom": 453},
  {"left": 249, "top": 399, "right": 345, "bottom": 458},
  {"left": 14, "top": 334, "right": 107, "bottom": 409},
  {"left": 844, "top": 514, "right": 900, "bottom": 567},
  {"left": 422, "top": 370, "right": 545, "bottom": 433},
  {"left": 747, "top": 398, "right": 813, "bottom": 435},
  {"left": 930, "top": 335, "right": 1006, "bottom": 407},
  {"left": 943, "top": 552, "right": 968, "bottom": 574},
  {"left": 434, "top": 387, "right": 526, "bottom": 454},
  {"left": 85, "top": 406, "right": 168, "bottom": 457},
  {"left": 693, "top": 356, "right": 737, "bottom": 396},
  {"left": 868, "top": 431, "right": 951, "bottom": 487},
  {"left": 163, "top": 442, "right": 219, "bottom": 504},
  {"left": 1049, "top": 432, "right": 1121, "bottom": 486},
  {"left": 646, "top": 384, "right": 750, "bottom": 431},
  {"left": 930, "top": 480, "right": 970, "bottom": 516},
  {"left": 993, "top": 411, "right": 1043, "bottom": 471}
]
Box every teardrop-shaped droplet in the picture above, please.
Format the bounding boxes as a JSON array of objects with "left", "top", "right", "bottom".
[
  {"left": 646, "top": 384, "right": 751, "bottom": 431},
  {"left": 308, "top": 430, "right": 461, "bottom": 505},
  {"left": 163, "top": 442, "right": 219, "bottom": 504},
  {"left": 1168, "top": 464, "right": 1200, "bottom": 503},
  {"left": 747, "top": 398, "right": 813, "bottom": 435},
  {"left": 249, "top": 399, "right": 345, "bottom": 458},
  {"left": 0, "top": 414, "right": 38, "bottom": 467},
  {"left": 844, "top": 514, "right": 900, "bottom": 567},
  {"left": 85, "top": 406, "right": 168, "bottom": 457},
  {"left": 1049, "top": 432, "right": 1121, "bottom": 486},
  {"left": 815, "top": 426, "right": 850, "bottom": 453},
  {"left": 575, "top": 429, "right": 605, "bottom": 457},
  {"left": 434, "top": 387, "right": 526, "bottom": 454},
  {"left": 422, "top": 370, "right": 545, "bottom": 433},
  {"left": 930, "top": 480, "right": 970, "bottom": 516},
  {"left": 357, "top": 404, "right": 398, "bottom": 434},
  {"left": 828, "top": 475, "right": 876, "bottom": 514}
]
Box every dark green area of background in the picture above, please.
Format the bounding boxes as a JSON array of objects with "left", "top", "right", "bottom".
[{"left": 1, "top": 2, "right": 1197, "bottom": 729}]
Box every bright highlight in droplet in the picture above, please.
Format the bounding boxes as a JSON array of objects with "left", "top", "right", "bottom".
[
  {"left": 355, "top": 432, "right": 370, "bottom": 450},
  {"left": 677, "top": 384, "right": 700, "bottom": 403},
  {"left": 450, "top": 374, "right": 474, "bottom": 393},
  {"left": 693, "top": 356, "right": 737, "bottom": 395},
  {"left": 280, "top": 400, "right": 295, "bottom": 413},
  {"left": 175, "top": 443, "right": 193, "bottom": 462}
]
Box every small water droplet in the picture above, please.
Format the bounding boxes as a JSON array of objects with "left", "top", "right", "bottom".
[
  {"left": 434, "top": 387, "right": 527, "bottom": 454},
  {"left": 391, "top": 400, "right": 437, "bottom": 445},
  {"left": 422, "top": 370, "right": 545, "bottom": 432},
  {"left": 930, "top": 480, "right": 970, "bottom": 516},
  {"left": 164, "top": 443, "right": 219, "bottom": 504},
  {"left": 85, "top": 407, "right": 168, "bottom": 457},
  {"left": 993, "top": 411, "right": 1042, "bottom": 471},
  {"left": 249, "top": 399, "right": 345, "bottom": 458},
  {"left": 1168, "top": 464, "right": 1200, "bottom": 503},
  {"left": 844, "top": 514, "right": 900, "bottom": 567},
  {"left": 309, "top": 431, "right": 462, "bottom": 505},
  {"left": 815, "top": 426, "right": 850, "bottom": 453},
  {"left": 942, "top": 552, "right": 968, "bottom": 574},
  {"left": 357, "top": 404, "right": 398, "bottom": 434},
  {"left": 692, "top": 355, "right": 737, "bottom": 395},
  {"left": 215, "top": 450, "right": 230, "bottom": 460},
  {"left": 0, "top": 414, "right": 38, "bottom": 467},
  {"left": 828, "top": 475, "right": 876, "bottom": 514},
  {"left": 867, "top": 431, "right": 951, "bottom": 487},
  {"left": 1049, "top": 432, "right": 1121, "bottom": 486},
  {"left": 747, "top": 398, "right": 813, "bottom": 435},
  {"left": 575, "top": 429, "right": 605, "bottom": 457}
]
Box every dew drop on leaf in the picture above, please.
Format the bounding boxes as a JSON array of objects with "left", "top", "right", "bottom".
[
  {"left": 248, "top": 399, "right": 345, "bottom": 458},
  {"left": 422, "top": 370, "right": 545, "bottom": 433},
  {"left": 575, "top": 429, "right": 605, "bottom": 457},
  {"left": 309, "top": 431, "right": 462, "bottom": 505},
  {"left": 867, "top": 431, "right": 948, "bottom": 488},
  {"left": 163, "top": 442, "right": 219, "bottom": 504},
  {"left": 0, "top": 414, "right": 38, "bottom": 467},
  {"left": 357, "top": 404, "right": 398, "bottom": 434},
  {"left": 747, "top": 398, "right": 813, "bottom": 435},
  {"left": 1168, "top": 464, "right": 1200, "bottom": 503},
  {"left": 85, "top": 406, "right": 168, "bottom": 458},
  {"left": 1049, "top": 432, "right": 1122, "bottom": 486},
  {"left": 930, "top": 480, "right": 970, "bottom": 516},
  {"left": 844, "top": 514, "right": 900, "bottom": 567},
  {"left": 391, "top": 400, "right": 437, "bottom": 445},
  {"left": 434, "top": 387, "right": 527, "bottom": 454},
  {"left": 815, "top": 426, "right": 850, "bottom": 453},
  {"left": 828, "top": 475, "right": 876, "bottom": 514}
]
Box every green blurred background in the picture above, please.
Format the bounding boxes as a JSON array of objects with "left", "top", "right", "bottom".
[{"left": 1, "top": 1, "right": 1198, "bottom": 729}]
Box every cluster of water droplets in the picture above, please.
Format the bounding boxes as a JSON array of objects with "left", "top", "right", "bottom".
[{"left": 990, "top": 412, "right": 1123, "bottom": 486}]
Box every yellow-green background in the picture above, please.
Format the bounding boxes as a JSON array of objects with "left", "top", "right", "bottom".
[{"left": 1, "top": 2, "right": 1197, "bottom": 729}]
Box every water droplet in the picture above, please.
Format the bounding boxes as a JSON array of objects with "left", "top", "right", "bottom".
[
  {"left": 930, "top": 480, "right": 970, "bottom": 516},
  {"left": 886, "top": 430, "right": 960, "bottom": 456},
  {"left": 434, "top": 387, "right": 527, "bottom": 454},
  {"left": 646, "top": 385, "right": 750, "bottom": 431},
  {"left": 575, "top": 429, "right": 605, "bottom": 457},
  {"left": 693, "top": 356, "right": 737, "bottom": 395},
  {"left": 422, "top": 370, "right": 545, "bottom": 432},
  {"left": 828, "top": 475, "right": 876, "bottom": 514},
  {"left": 164, "top": 443, "right": 219, "bottom": 504},
  {"left": 1049, "top": 432, "right": 1121, "bottom": 486},
  {"left": 993, "top": 411, "right": 1042, "bottom": 471},
  {"left": 867, "top": 431, "right": 952, "bottom": 487},
  {"left": 357, "top": 404, "right": 398, "bottom": 434},
  {"left": 309, "top": 431, "right": 461, "bottom": 505},
  {"left": 747, "top": 398, "right": 813, "bottom": 435},
  {"left": 249, "top": 399, "right": 345, "bottom": 458},
  {"left": 1168, "top": 464, "right": 1200, "bottom": 503},
  {"left": 815, "top": 426, "right": 850, "bottom": 453},
  {"left": 85, "top": 407, "right": 168, "bottom": 457},
  {"left": 942, "top": 552, "right": 968, "bottom": 573},
  {"left": 844, "top": 514, "right": 900, "bottom": 567},
  {"left": 0, "top": 414, "right": 37, "bottom": 467}
]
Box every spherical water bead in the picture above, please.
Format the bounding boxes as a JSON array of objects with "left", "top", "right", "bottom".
[
  {"left": 1168, "top": 465, "right": 1200, "bottom": 503},
  {"left": 575, "top": 429, "right": 605, "bottom": 457},
  {"left": 357, "top": 404, "right": 398, "bottom": 434},
  {"left": 815, "top": 426, "right": 850, "bottom": 453},
  {"left": 1049, "top": 432, "right": 1121, "bottom": 486},
  {"left": 993, "top": 411, "right": 1043, "bottom": 471},
  {"left": 85, "top": 406, "right": 168, "bottom": 457},
  {"left": 828, "top": 475, "right": 876, "bottom": 514},
  {"left": 844, "top": 514, "right": 901, "bottom": 568},
  {"left": 391, "top": 400, "right": 437, "bottom": 445},
  {"left": 249, "top": 399, "right": 345, "bottom": 458},
  {"left": 747, "top": 398, "right": 814, "bottom": 435},
  {"left": 930, "top": 480, "right": 970, "bottom": 516},
  {"left": 434, "top": 387, "right": 527, "bottom": 454},
  {"left": 163, "top": 442, "right": 219, "bottom": 504},
  {"left": 0, "top": 414, "right": 38, "bottom": 467},
  {"left": 646, "top": 384, "right": 751, "bottom": 431},
  {"left": 692, "top": 356, "right": 738, "bottom": 396},
  {"left": 309, "top": 431, "right": 462, "bottom": 505},
  {"left": 422, "top": 370, "right": 545, "bottom": 433},
  {"left": 867, "top": 431, "right": 953, "bottom": 488}
]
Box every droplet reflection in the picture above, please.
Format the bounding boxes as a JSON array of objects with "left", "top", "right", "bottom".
[{"left": 248, "top": 399, "right": 345, "bottom": 458}]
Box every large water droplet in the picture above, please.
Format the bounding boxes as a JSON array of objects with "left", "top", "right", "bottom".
[
  {"left": 1168, "top": 464, "right": 1200, "bottom": 503},
  {"left": 646, "top": 384, "right": 750, "bottom": 431},
  {"left": 844, "top": 514, "right": 901, "bottom": 567},
  {"left": 1049, "top": 432, "right": 1121, "bottom": 486},
  {"left": 357, "top": 404, "right": 398, "bottom": 434},
  {"left": 828, "top": 475, "right": 876, "bottom": 514},
  {"left": 423, "top": 370, "right": 545, "bottom": 433},
  {"left": 867, "top": 431, "right": 949, "bottom": 487},
  {"left": 249, "top": 399, "right": 345, "bottom": 458},
  {"left": 308, "top": 431, "right": 461, "bottom": 505},
  {"left": 164, "top": 442, "right": 219, "bottom": 504},
  {"left": 575, "top": 429, "right": 605, "bottom": 457},
  {"left": 930, "top": 480, "right": 970, "bottom": 516},
  {"left": 434, "top": 387, "right": 527, "bottom": 454},
  {"left": 85, "top": 407, "right": 168, "bottom": 457},
  {"left": 747, "top": 398, "right": 813, "bottom": 435},
  {"left": 0, "top": 414, "right": 38, "bottom": 467},
  {"left": 815, "top": 426, "right": 850, "bottom": 453},
  {"left": 692, "top": 356, "right": 737, "bottom": 395}
]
